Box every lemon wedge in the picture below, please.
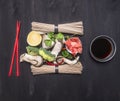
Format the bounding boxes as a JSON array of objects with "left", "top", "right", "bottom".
[{"left": 27, "top": 31, "right": 42, "bottom": 46}]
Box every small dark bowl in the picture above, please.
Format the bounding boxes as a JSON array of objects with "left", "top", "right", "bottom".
[{"left": 90, "top": 35, "right": 116, "bottom": 62}]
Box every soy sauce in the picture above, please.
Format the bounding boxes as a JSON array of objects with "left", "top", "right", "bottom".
[{"left": 91, "top": 38, "right": 112, "bottom": 59}]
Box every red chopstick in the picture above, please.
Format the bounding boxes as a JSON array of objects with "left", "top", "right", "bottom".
[
  {"left": 16, "top": 35, "right": 19, "bottom": 76},
  {"left": 8, "top": 20, "right": 21, "bottom": 77},
  {"left": 16, "top": 21, "right": 20, "bottom": 76}
]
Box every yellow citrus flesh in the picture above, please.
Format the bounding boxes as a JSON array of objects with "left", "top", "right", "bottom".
[{"left": 27, "top": 31, "right": 42, "bottom": 46}]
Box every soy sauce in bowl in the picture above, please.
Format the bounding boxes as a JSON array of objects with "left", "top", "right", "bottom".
[{"left": 90, "top": 35, "right": 116, "bottom": 62}]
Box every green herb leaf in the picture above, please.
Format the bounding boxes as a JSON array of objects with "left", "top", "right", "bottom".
[
  {"left": 62, "top": 50, "right": 70, "bottom": 57},
  {"left": 67, "top": 54, "right": 73, "bottom": 59},
  {"left": 62, "top": 49, "right": 73, "bottom": 59},
  {"left": 65, "top": 35, "right": 70, "bottom": 40},
  {"left": 44, "top": 39, "right": 52, "bottom": 47},
  {"left": 56, "top": 33, "right": 64, "bottom": 41},
  {"left": 48, "top": 32, "right": 55, "bottom": 41}
]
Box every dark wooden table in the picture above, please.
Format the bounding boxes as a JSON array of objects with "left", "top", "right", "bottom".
[{"left": 0, "top": 0, "right": 120, "bottom": 101}]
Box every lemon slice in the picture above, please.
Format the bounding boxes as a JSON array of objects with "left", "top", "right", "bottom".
[{"left": 27, "top": 31, "right": 42, "bottom": 46}]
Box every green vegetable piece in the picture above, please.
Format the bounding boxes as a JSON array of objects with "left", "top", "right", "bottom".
[
  {"left": 56, "top": 33, "right": 64, "bottom": 41},
  {"left": 39, "top": 48, "right": 55, "bottom": 62},
  {"left": 65, "top": 35, "right": 70, "bottom": 40},
  {"left": 51, "top": 37, "right": 55, "bottom": 41},
  {"left": 67, "top": 54, "right": 73, "bottom": 59},
  {"left": 26, "top": 46, "right": 39, "bottom": 56},
  {"left": 44, "top": 39, "right": 52, "bottom": 47},
  {"left": 62, "top": 50, "right": 69, "bottom": 58},
  {"left": 62, "top": 50, "right": 73, "bottom": 59},
  {"left": 48, "top": 32, "right": 55, "bottom": 41}
]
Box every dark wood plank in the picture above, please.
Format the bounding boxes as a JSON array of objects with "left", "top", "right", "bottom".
[{"left": 0, "top": 0, "right": 120, "bottom": 101}]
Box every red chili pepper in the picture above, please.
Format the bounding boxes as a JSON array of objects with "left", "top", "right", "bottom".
[
  {"left": 46, "top": 61, "right": 55, "bottom": 66},
  {"left": 46, "top": 59, "right": 64, "bottom": 66},
  {"left": 8, "top": 20, "right": 21, "bottom": 77},
  {"left": 57, "top": 59, "right": 64, "bottom": 65}
]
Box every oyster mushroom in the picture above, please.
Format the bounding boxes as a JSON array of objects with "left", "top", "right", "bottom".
[{"left": 20, "top": 53, "right": 43, "bottom": 67}]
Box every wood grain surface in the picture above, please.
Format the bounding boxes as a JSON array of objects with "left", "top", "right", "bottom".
[{"left": 0, "top": 0, "right": 120, "bottom": 101}]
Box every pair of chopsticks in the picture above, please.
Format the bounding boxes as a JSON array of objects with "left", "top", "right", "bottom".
[{"left": 8, "top": 20, "right": 21, "bottom": 77}]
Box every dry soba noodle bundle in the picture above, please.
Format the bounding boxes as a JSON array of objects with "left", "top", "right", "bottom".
[
  {"left": 31, "top": 62, "right": 83, "bottom": 75},
  {"left": 31, "top": 21, "right": 84, "bottom": 35}
]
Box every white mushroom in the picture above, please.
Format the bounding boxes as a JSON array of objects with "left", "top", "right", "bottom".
[
  {"left": 20, "top": 53, "right": 43, "bottom": 67},
  {"left": 57, "top": 56, "right": 79, "bottom": 65},
  {"left": 51, "top": 40, "right": 63, "bottom": 58}
]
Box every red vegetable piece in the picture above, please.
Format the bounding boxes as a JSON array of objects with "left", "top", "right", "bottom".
[{"left": 65, "top": 37, "right": 82, "bottom": 55}]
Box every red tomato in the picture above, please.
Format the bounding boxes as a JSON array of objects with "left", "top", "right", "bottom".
[{"left": 65, "top": 37, "right": 82, "bottom": 55}]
